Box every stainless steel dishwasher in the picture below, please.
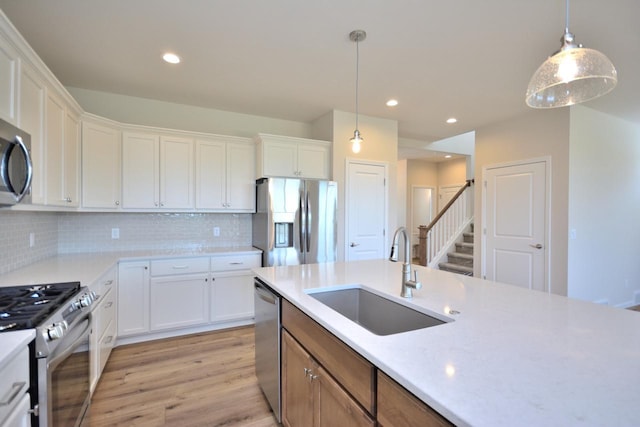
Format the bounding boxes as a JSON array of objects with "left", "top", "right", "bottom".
[{"left": 254, "top": 278, "right": 281, "bottom": 423}]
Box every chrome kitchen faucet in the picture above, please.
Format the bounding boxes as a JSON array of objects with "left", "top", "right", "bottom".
[{"left": 389, "top": 227, "right": 422, "bottom": 298}]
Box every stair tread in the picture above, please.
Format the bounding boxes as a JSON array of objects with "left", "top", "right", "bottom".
[
  {"left": 439, "top": 262, "right": 474, "bottom": 274},
  {"left": 447, "top": 252, "right": 473, "bottom": 259},
  {"left": 456, "top": 242, "right": 474, "bottom": 248}
]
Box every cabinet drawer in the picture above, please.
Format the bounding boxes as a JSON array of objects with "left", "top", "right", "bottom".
[
  {"left": 0, "top": 346, "right": 29, "bottom": 424},
  {"left": 211, "top": 254, "right": 260, "bottom": 272},
  {"left": 95, "top": 288, "right": 116, "bottom": 339},
  {"left": 151, "top": 257, "right": 210, "bottom": 276},
  {"left": 282, "top": 300, "right": 375, "bottom": 414},
  {"left": 91, "top": 267, "right": 116, "bottom": 297},
  {"left": 98, "top": 319, "right": 116, "bottom": 377}
]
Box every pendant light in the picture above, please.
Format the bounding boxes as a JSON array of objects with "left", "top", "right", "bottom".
[
  {"left": 349, "top": 30, "right": 366, "bottom": 153},
  {"left": 525, "top": 0, "right": 617, "bottom": 108}
]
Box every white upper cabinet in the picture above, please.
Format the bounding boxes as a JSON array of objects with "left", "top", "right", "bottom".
[
  {"left": 255, "top": 133, "right": 331, "bottom": 179},
  {"left": 45, "top": 90, "right": 80, "bottom": 207},
  {"left": 122, "top": 131, "right": 159, "bottom": 209},
  {"left": 195, "top": 136, "right": 255, "bottom": 212},
  {"left": 18, "top": 62, "right": 46, "bottom": 204},
  {"left": 81, "top": 117, "right": 121, "bottom": 209},
  {"left": 122, "top": 132, "right": 194, "bottom": 209},
  {"left": 0, "top": 34, "right": 18, "bottom": 125},
  {"left": 159, "top": 135, "right": 194, "bottom": 209}
]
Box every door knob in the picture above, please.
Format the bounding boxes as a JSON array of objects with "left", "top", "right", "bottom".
[
  {"left": 350, "top": 242, "right": 359, "bottom": 247},
  {"left": 529, "top": 244, "right": 543, "bottom": 249}
]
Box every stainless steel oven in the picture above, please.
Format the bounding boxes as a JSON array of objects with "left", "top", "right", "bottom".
[
  {"left": 0, "top": 282, "right": 95, "bottom": 427},
  {"left": 0, "top": 117, "right": 33, "bottom": 207},
  {"left": 37, "top": 313, "right": 91, "bottom": 427}
]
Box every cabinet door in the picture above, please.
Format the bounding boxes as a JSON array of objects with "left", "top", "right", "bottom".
[
  {"left": 122, "top": 132, "right": 159, "bottom": 208},
  {"left": 150, "top": 274, "right": 209, "bottom": 331},
  {"left": 19, "top": 63, "right": 46, "bottom": 204},
  {"left": 316, "top": 364, "right": 375, "bottom": 427},
  {"left": 377, "top": 371, "right": 453, "bottom": 427},
  {"left": 0, "top": 37, "right": 18, "bottom": 124},
  {"left": 117, "top": 261, "right": 150, "bottom": 336},
  {"left": 282, "top": 330, "right": 315, "bottom": 427},
  {"left": 195, "top": 139, "right": 226, "bottom": 209},
  {"left": 160, "top": 136, "right": 194, "bottom": 209},
  {"left": 82, "top": 121, "right": 121, "bottom": 208},
  {"left": 210, "top": 271, "right": 254, "bottom": 322},
  {"left": 44, "top": 90, "right": 66, "bottom": 205},
  {"left": 226, "top": 142, "right": 255, "bottom": 211},
  {"left": 63, "top": 110, "right": 80, "bottom": 206},
  {"left": 298, "top": 143, "right": 330, "bottom": 179},
  {"left": 262, "top": 140, "right": 298, "bottom": 177}
]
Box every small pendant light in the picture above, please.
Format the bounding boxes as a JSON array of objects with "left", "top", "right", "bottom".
[
  {"left": 526, "top": 0, "right": 617, "bottom": 108},
  {"left": 349, "top": 30, "right": 366, "bottom": 153}
]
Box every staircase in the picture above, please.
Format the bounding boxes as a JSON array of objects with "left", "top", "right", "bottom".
[{"left": 438, "top": 224, "right": 474, "bottom": 276}]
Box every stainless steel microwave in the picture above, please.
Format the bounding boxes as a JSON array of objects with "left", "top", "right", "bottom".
[{"left": 0, "top": 118, "right": 33, "bottom": 206}]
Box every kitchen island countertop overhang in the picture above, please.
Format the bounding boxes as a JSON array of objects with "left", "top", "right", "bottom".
[{"left": 253, "top": 259, "right": 640, "bottom": 427}]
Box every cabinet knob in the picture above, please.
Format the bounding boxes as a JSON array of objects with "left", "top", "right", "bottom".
[{"left": 115, "top": 200, "right": 120, "bottom": 206}]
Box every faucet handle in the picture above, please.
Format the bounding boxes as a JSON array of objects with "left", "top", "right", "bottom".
[{"left": 412, "top": 270, "right": 422, "bottom": 290}]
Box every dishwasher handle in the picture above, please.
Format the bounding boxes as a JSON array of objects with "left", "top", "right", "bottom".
[{"left": 255, "top": 282, "right": 278, "bottom": 305}]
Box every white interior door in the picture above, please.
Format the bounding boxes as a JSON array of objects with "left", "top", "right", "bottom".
[
  {"left": 483, "top": 160, "right": 548, "bottom": 292},
  {"left": 346, "top": 162, "right": 387, "bottom": 261},
  {"left": 438, "top": 184, "right": 464, "bottom": 213}
]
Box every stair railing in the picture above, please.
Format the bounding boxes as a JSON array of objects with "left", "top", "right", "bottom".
[{"left": 418, "top": 179, "right": 474, "bottom": 267}]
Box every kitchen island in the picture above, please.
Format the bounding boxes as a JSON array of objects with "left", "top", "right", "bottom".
[{"left": 253, "top": 259, "right": 640, "bottom": 427}]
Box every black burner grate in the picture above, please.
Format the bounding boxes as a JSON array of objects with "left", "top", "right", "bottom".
[{"left": 0, "top": 282, "right": 81, "bottom": 331}]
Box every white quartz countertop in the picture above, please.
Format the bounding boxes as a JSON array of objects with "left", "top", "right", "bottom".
[
  {"left": 0, "top": 247, "right": 260, "bottom": 287},
  {"left": 253, "top": 259, "right": 640, "bottom": 427}
]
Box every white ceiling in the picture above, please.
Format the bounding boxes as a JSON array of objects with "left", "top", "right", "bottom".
[{"left": 1, "top": 0, "right": 638, "bottom": 157}]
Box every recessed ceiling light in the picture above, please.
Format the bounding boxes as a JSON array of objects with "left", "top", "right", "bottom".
[
  {"left": 445, "top": 155, "right": 452, "bottom": 159},
  {"left": 386, "top": 99, "right": 399, "bottom": 107},
  {"left": 163, "top": 53, "right": 181, "bottom": 64},
  {"left": 446, "top": 117, "right": 457, "bottom": 124}
]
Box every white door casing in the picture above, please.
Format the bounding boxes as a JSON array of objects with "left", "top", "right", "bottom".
[
  {"left": 411, "top": 186, "right": 434, "bottom": 254},
  {"left": 482, "top": 159, "right": 549, "bottom": 292},
  {"left": 346, "top": 161, "right": 388, "bottom": 261}
]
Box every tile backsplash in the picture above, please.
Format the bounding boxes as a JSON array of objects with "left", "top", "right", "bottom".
[
  {"left": 0, "top": 211, "right": 59, "bottom": 275},
  {"left": 0, "top": 211, "right": 252, "bottom": 274}
]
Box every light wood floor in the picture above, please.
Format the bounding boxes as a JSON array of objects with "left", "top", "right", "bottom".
[{"left": 89, "top": 326, "right": 279, "bottom": 427}]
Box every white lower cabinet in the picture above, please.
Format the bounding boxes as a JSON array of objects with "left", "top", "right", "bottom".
[
  {"left": 150, "top": 273, "right": 209, "bottom": 331},
  {"left": 117, "top": 261, "right": 150, "bottom": 337},
  {"left": 1, "top": 393, "right": 30, "bottom": 427},
  {"left": 211, "top": 271, "right": 254, "bottom": 322},
  {"left": 117, "top": 253, "right": 260, "bottom": 344},
  {"left": 0, "top": 347, "right": 30, "bottom": 427},
  {"left": 89, "top": 266, "right": 118, "bottom": 393}
]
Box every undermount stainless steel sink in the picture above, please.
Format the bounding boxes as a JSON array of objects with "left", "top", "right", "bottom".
[{"left": 306, "top": 287, "right": 450, "bottom": 336}]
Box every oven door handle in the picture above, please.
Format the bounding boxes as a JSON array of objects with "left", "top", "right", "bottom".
[{"left": 47, "top": 314, "right": 91, "bottom": 372}]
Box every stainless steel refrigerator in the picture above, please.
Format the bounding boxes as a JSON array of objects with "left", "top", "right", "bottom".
[{"left": 252, "top": 177, "right": 337, "bottom": 266}]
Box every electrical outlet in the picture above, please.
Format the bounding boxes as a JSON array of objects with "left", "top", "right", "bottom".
[
  {"left": 213, "top": 227, "right": 220, "bottom": 237},
  {"left": 29, "top": 232, "right": 35, "bottom": 248},
  {"left": 112, "top": 228, "right": 120, "bottom": 239}
]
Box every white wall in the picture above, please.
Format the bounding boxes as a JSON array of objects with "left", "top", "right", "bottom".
[
  {"left": 568, "top": 106, "right": 640, "bottom": 307},
  {"left": 475, "top": 109, "right": 570, "bottom": 296},
  {"left": 325, "top": 110, "right": 398, "bottom": 261},
  {"left": 68, "top": 87, "right": 312, "bottom": 139}
]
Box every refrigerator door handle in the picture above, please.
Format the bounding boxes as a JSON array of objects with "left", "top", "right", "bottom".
[
  {"left": 299, "top": 193, "right": 306, "bottom": 254},
  {"left": 305, "top": 191, "right": 311, "bottom": 253}
]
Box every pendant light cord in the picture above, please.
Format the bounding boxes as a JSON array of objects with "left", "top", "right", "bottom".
[
  {"left": 355, "top": 36, "right": 360, "bottom": 130},
  {"left": 565, "top": 0, "right": 570, "bottom": 33}
]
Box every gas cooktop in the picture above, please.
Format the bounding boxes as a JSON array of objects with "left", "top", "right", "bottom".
[{"left": 0, "top": 282, "right": 81, "bottom": 331}]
